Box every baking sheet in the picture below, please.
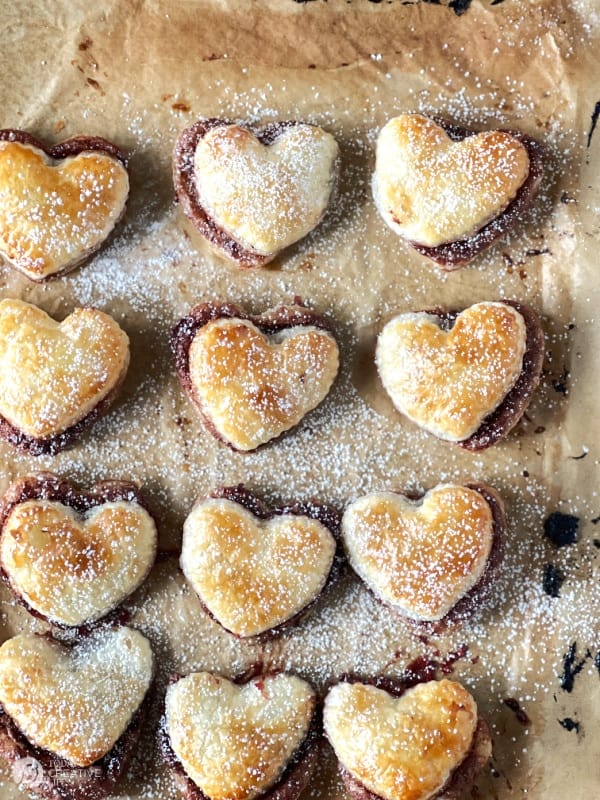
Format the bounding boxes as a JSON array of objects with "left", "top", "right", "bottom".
[{"left": 0, "top": 0, "right": 599, "bottom": 797}]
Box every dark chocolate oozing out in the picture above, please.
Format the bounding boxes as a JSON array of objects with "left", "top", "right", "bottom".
[
  {"left": 0, "top": 328, "right": 129, "bottom": 457},
  {"left": 0, "top": 698, "right": 147, "bottom": 800},
  {"left": 406, "top": 119, "right": 545, "bottom": 268},
  {"left": 170, "top": 300, "right": 337, "bottom": 453},
  {"left": 352, "top": 482, "right": 506, "bottom": 634},
  {"left": 0, "top": 129, "right": 129, "bottom": 282},
  {"left": 184, "top": 484, "right": 344, "bottom": 639},
  {"left": 172, "top": 118, "right": 337, "bottom": 268},
  {"left": 158, "top": 672, "right": 322, "bottom": 800},
  {"left": 0, "top": 472, "right": 157, "bottom": 629},
  {"left": 419, "top": 301, "right": 544, "bottom": 451}
]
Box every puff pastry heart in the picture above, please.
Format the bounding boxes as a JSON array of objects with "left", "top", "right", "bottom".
[
  {"left": 0, "top": 473, "right": 157, "bottom": 627},
  {"left": 171, "top": 302, "right": 339, "bottom": 451},
  {"left": 0, "top": 627, "right": 153, "bottom": 768},
  {"left": 163, "top": 671, "right": 318, "bottom": 800},
  {"left": 0, "top": 298, "right": 130, "bottom": 454},
  {"left": 324, "top": 679, "right": 491, "bottom": 800},
  {"left": 372, "top": 114, "right": 543, "bottom": 267},
  {"left": 173, "top": 119, "right": 339, "bottom": 267},
  {"left": 342, "top": 484, "right": 503, "bottom": 622},
  {"left": 181, "top": 487, "right": 338, "bottom": 637},
  {"left": 376, "top": 301, "right": 544, "bottom": 449},
  {"left": 0, "top": 130, "right": 129, "bottom": 281}
]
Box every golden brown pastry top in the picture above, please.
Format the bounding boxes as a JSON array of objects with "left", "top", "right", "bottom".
[
  {"left": 373, "top": 114, "right": 530, "bottom": 247},
  {"left": 165, "top": 672, "right": 316, "bottom": 800},
  {"left": 324, "top": 679, "right": 478, "bottom": 800},
  {"left": 341, "top": 485, "right": 494, "bottom": 621},
  {"left": 188, "top": 317, "right": 339, "bottom": 451},
  {"left": 0, "top": 298, "right": 130, "bottom": 439},
  {"left": 0, "top": 627, "right": 153, "bottom": 767},
  {"left": 0, "top": 499, "right": 157, "bottom": 626},
  {"left": 194, "top": 123, "right": 338, "bottom": 256},
  {"left": 376, "top": 302, "right": 527, "bottom": 441},
  {"left": 0, "top": 141, "right": 129, "bottom": 279},
  {"left": 181, "top": 497, "right": 337, "bottom": 636}
]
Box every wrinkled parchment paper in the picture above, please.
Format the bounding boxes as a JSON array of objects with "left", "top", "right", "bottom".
[{"left": 0, "top": 1, "right": 599, "bottom": 797}]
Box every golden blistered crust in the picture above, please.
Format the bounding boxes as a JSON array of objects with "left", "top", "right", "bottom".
[
  {"left": 181, "top": 491, "right": 338, "bottom": 637},
  {"left": 0, "top": 627, "right": 153, "bottom": 768},
  {"left": 342, "top": 485, "right": 495, "bottom": 622},
  {"left": 0, "top": 130, "right": 129, "bottom": 281},
  {"left": 171, "top": 302, "right": 339, "bottom": 452},
  {"left": 376, "top": 302, "right": 529, "bottom": 443},
  {"left": 173, "top": 119, "right": 339, "bottom": 267},
  {"left": 164, "top": 672, "right": 316, "bottom": 800},
  {"left": 372, "top": 114, "right": 544, "bottom": 268},
  {"left": 324, "top": 679, "right": 479, "bottom": 800},
  {"left": 0, "top": 298, "right": 130, "bottom": 448},
  {"left": 0, "top": 473, "right": 157, "bottom": 627}
]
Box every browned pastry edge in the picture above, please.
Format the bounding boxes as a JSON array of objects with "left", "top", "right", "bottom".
[
  {"left": 0, "top": 345, "right": 129, "bottom": 456},
  {"left": 0, "top": 688, "right": 148, "bottom": 800},
  {"left": 0, "top": 472, "right": 157, "bottom": 630},
  {"left": 407, "top": 119, "right": 544, "bottom": 268},
  {"left": 349, "top": 482, "right": 505, "bottom": 634},
  {"left": 172, "top": 118, "right": 338, "bottom": 268},
  {"left": 170, "top": 300, "right": 337, "bottom": 453},
  {"left": 0, "top": 129, "right": 129, "bottom": 283},
  {"left": 158, "top": 671, "right": 322, "bottom": 800},
  {"left": 338, "top": 717, "right": 492, "bottom": 800},
  {"left": 184, "top": 484, "right": 344, "bottom": 640},
  {"left": 418, "top": 301, "right": 544, "bottom": 451}
]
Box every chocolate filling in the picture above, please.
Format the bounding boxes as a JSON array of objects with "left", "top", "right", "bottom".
[
  {"left": 422, "top": 301, "right": 544, "bottom": 451},
  {"left": 172, "top": 118, "right": 338, "bottom": 267},
  {"left": 184, "top": 484, "right": 344, "bottom": 639},
  {"left": 0, "top": 340, "right": 129, "bottom": 456},
  {"left": 405, "top": 118, "right": 544, "bottom": 268},
  {"left": 170, "top": 300, "right": 338, "bottom": 452},
  {"left": 0, "top": 692, "right": 147, "bottom": 800},
  {"left": 0, "top": 129, "right": 129, "bottom": 282},
  {"left": 158, "top": 671, "right": 322, "bottom": 800},
  {"left": 0, "top": 472, "right": 157, "bottom": 629}
]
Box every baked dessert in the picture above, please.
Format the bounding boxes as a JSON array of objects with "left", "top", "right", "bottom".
[
  {"left": 0, "top": 297, "right": 130, "bottom": 455},
  {"left": 341, "top": 483, "right": 505, "bottom": 628},
  {"left": 0, "top": 129, "right": 129, "bottom": 281},
  {"left": 173, "top": 118, "right": 339, "bottom": 267},
  {"left": 160, "top": 670, "right": 320, "bottom": 800},
  {"left": 376, "top": 300, "right": 544, "bottom": 450},
  {"left": 0, "top": 472, "right": 157, "bottom": 628},
  {"left": 372, "top": 113, "right": 544, "bottom": 267},
  {"left": 324, "top": 677, "right": 492, "bottom": 800},
  {"left": 0, "top": 626, "right": 153, "bottom": 800},
  {"left": 171, "top": 301, "right": 339, "bottom": 451},
  {"left": 181, "top": 485, "right": 340, "bottom": 638}
]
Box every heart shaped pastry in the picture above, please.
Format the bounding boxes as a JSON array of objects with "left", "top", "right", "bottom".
[
  {"left": 372, "top": 114, "right": 543, "bottom": 267},
  {"left": 173, "top": 119, "right": 339, "bottom": 267},
  {"left": 163, "top": 671, "right": 318, "bottom": 800},
  {"left": 0, "top": 130, "right": 129, "bottom": 281},
  {"left": 376, "top": 301, "right": 544, "bottom": 450},
  {"left": 181, "top": 486, "right": 339, "bottom": 637},
  {"left": 324, "top": 679, "right": 492, "bottom": 800},
  {"left": 342, "top": 483, "right": 505, "bottom": 623},
  {"left": 0, "top": 473, "right": 157, "bottom": 627},
  {"left": 171, "top": 302, "right": 339, "bottom": 451},
  {"left": 0, "top": 298, "right": 130, "bottom": 454},
  {"left": 0, "top": 627, "right": 153, "bottom": 769}
]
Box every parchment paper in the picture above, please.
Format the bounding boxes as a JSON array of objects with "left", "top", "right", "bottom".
[{"left": 0, "top": 1, "right": 599, "bottom": 798}]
